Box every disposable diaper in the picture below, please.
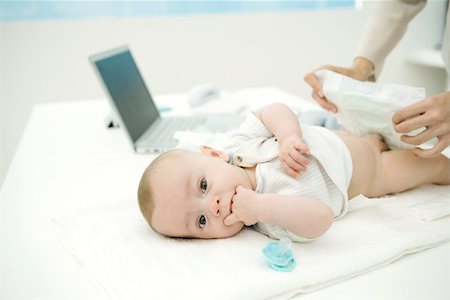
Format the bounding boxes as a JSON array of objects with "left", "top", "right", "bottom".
[{"left": 315, "top": 70, "right": 437, "bottom": 150}]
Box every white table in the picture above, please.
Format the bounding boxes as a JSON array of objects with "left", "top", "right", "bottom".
[{"left": 1, "top": 87, "right": 448, "bottom": 299}]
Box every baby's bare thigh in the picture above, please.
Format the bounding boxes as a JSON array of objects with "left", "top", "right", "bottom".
[{"left": 337, "top": 133, "right": 386, "bottom": 199}]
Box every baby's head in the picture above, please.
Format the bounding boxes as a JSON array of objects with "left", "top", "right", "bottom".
[{"left": 138, "top": 147, "right": 248, "bottom": 239}]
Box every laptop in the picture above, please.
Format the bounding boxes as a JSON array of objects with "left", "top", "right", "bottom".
[{"left": 89, "top": 45, "right": 243, "bottom": 153}]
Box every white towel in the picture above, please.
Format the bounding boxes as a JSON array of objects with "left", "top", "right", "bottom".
[{"left": 52, "top": 184, "right": 450, "bottom": 300}]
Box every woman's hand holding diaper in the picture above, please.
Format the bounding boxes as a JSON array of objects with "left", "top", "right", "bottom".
[
  {"left": 279, "top": 135, "right": 310, "bottom": 178},
  {"left": 224, "top": 186, "right": 259, "bottom": 226},
  {"left": 303, "top": 58, "right": 375, "bottom": 113},
  {"left": 393, "top": 92, "right": 450, "bottom": 158},
  {"left": 304, "top": 68, "right": 338, "bottom": 113}
]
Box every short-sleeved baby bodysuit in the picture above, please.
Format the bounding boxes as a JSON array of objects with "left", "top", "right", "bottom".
[{"left": 222, "top": 112, "right": 353, "bottom": 242}]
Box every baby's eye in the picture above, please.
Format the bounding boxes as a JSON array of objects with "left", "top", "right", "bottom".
[
  {"left": 198, "top": 215, "right": 206, "bottom": 229},
  {"left": 200, "top": 178, "right": 207, "bottom": 193}
]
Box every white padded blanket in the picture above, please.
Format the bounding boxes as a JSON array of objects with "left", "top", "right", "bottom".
[{"left": 53, "top": 184, "right": 450, "bottom": 300}]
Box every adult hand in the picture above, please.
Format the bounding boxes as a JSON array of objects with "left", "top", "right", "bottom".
[
  {"left": 278, "top": 134, "right": 310, "bottom": 178},
  {"left": 303, "top": 57, "right": 374, "bottom": 113},
  {"left": 393, "top": 91, "right": 450, "bottom": 158},
  {"left": 224, "top": 186, "right": 259, "bottom": 226}
]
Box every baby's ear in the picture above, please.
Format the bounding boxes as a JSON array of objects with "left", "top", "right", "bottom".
[{"left": 200, "top": 145, "right": 229, "bottom": 162}]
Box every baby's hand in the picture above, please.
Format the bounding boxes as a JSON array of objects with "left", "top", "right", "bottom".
[
  {"left": 224, "top": 186, "right": 259, "bottom": 226},
  {"left": 278, "top": 135, "right": 310, "bottom": 178}
]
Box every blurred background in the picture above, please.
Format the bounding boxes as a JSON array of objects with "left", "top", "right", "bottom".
[{"left": 0, "top": 0, "right": 447, "bottom": 186}]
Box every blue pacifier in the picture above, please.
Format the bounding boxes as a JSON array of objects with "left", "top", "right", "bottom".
[{"left": 262, "top": 236, "right": 296, "bottom": 272}]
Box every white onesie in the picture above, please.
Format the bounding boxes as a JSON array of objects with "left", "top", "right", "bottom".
[{"left": 222, "top": 112, "right": 353, "bottom": 242}]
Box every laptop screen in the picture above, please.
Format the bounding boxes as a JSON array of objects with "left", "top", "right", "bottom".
[{"left": 91, "top": 47, "right": 159, "bottom": 143}]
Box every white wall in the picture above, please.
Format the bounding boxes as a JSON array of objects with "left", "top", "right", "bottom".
[{"left": 0, "top": 1, "right": 447, "bottom": 187}]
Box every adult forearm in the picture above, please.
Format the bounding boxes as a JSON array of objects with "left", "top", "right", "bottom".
[
  {"left": 351, "top": 57, "right": 375, "bottom": 81},
  {"left": 355, "top": 0, "right": 426, "bottom": 78}
]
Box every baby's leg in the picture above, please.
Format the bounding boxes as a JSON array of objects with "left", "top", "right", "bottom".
[
  {"left": 368, "top": 149, "right": 450, "bottom": 197},
  {"left": 339, "top": 133, "right": 391, "bottom": 198}
]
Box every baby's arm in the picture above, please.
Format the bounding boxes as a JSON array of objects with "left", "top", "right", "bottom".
[
  {"left": 225, "top": 186, "right": 334, "bottom": 239},
  {"left": 256, "top": 103, "right": 310, "bottom": 177}
]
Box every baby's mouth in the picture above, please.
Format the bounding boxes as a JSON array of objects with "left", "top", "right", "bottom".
[
  {"left": 230, "top": 191, "right": 237, "bottom": 212},
  {"left": 224, "top": 195, "right": 234, "bottom": 216}
]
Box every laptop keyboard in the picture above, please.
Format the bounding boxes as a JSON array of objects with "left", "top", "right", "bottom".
[{"left": 144, "top": 117, "right": 205, "bottom": 143}]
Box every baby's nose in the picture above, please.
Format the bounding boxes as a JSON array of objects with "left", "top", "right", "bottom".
[{"left": 208, "top": 195, "right": 221, "bottom": 216}]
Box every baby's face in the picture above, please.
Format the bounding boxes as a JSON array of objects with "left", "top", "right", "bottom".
[{"left": 151, "top": 149, "right": 251, "bottom": 239}]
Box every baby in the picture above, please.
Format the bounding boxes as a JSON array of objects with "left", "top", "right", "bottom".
[{"left": 138, "top": 103, "right": 450, "bottom": 241}]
